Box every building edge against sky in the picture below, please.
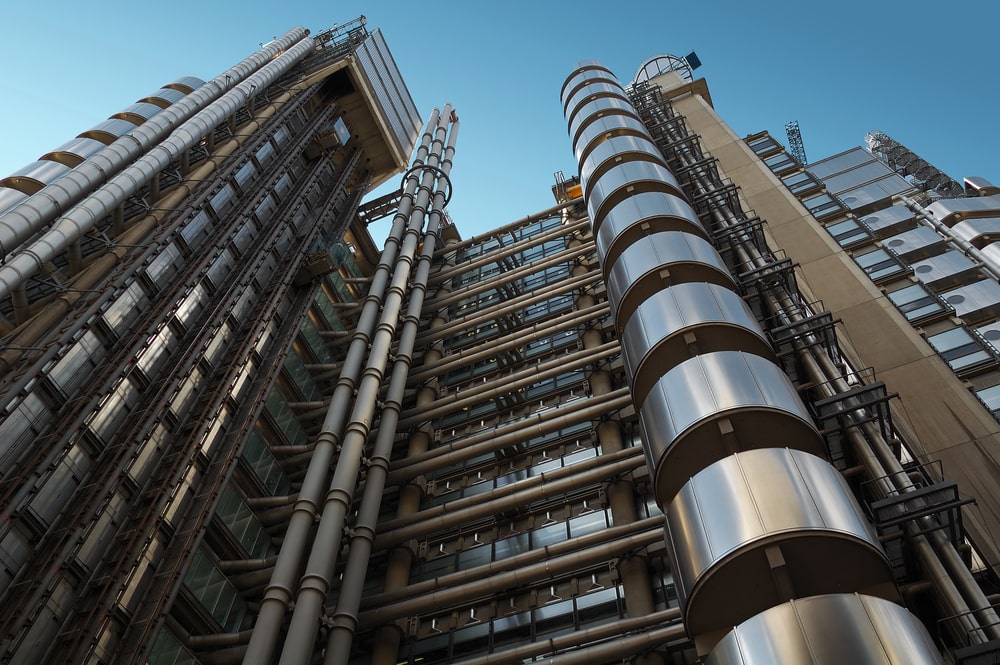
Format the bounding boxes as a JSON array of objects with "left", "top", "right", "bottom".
[{"left": 2, "top": 14, "right": 1000, "bottom": 665}]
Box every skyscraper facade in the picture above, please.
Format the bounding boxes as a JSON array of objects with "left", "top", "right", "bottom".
[{"left": 2, "top": 16, "right": 1000, "bottom": 665}]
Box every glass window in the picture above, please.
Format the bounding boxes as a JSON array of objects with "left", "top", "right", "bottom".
[
  {"left": 781, "top": 171, "right": 820, "bottom": 195},
  {"left": 216, "top": 487, "right": 271, "bottom": 558},
  {"left": 854, "top": 248, "right": 908, "bottom": 282},
  {"left": 825, "top": 219, "right": 871, "bottom": 248},
  {"left": 886, "top": 283, "right": 948, "bottom": 322},
  {"left": 180, "top": 211, "right": 213, "bottom": 250},
  {"left": 764, "top": 152, "right": 797, "bottom": 174},
  {"left": 50, "top": 331, "right": 105, "bottom": 394},
  {"left": 976, "top": 383, "right": 1000, "bottom": 419},
  {"left": 927, "top": 326, "right": 994, "bottom": 372},
  {"left": 802, "top": 192, "right": 844, "bottom": 219},
  {"left": 242, "top": 430, "right": 290, "bottom": 495},
  {"left": 183, "top": 547, "right": 247, "bottom": 631},
  {"left": 209, "top": 184, "right": 236, "bottom": 219}
]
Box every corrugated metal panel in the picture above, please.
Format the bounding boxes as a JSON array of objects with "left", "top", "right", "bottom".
[{"left": 355, "top": 29, "right": 421, "bottom": 160}]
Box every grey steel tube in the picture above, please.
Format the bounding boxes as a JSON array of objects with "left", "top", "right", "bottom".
[
  {"left": 425, "top": 242, "right": 595, "bottom": 309},
  {"left": 275, "top": 107, "right": 456, "bottom": 665},
  {"left": 428, "top": 216, "right": 590, "bottom": 287},
  {"left": 323, "top": 113, "right": 459, "bottom": 665},
  {"left": 0, "top": 35, "right": 318, "bottom": 301},
  {"left": 0, "top": 28, "right": 309, "bottom": 261},
  {"left": 386, "top": 388, "right": 633, "bottom": 484},
  {"left": 373, "top": 452, "right": 643, "bottom": 551},
  {"left": 358, "top": 525, "right": 663, "bottom": 627},
  {"left": 395, "top": 339, "right": 620, "bottom": 428},
  {"left": 432, "top": 197, "right": 583, "bottom": 259},
  {"left": 407, "top": 301, "right": 609, "bottom": 383},
  {"left": 415, "top": 269, "right": 601, "bottom": 345},
  {"left": 450, "top": 608, "right": 682, "bottom": 665},
  {"left": 362, "top": 515, "right": 662, "bottom": 611},
  {"left": 241, "top": 109, "right": 442, "bottom": 665}
]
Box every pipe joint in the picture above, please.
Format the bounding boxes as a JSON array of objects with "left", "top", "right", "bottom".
[{"left": 324, "top": 486, "right": 354, "bottom": 511}]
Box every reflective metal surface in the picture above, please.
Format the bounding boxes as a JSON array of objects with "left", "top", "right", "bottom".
[
  {"left": 581, "top": 140, "right": 668, "bottom": 200},
  {"left": 564, "top": 82, "right": 629, "bottom": 127},
  {"left": 165, "top": 76, "right": 206, "bottom": 93},
  {"left": 569, "top": 97, "right": 644, "bottom": 147},
  {"left": 573, "top": 110, "right": 651, "bottom": 161},
  {"left": 604, "top": 231, "right": 734, "bottom": 331},
  {"left": 143, "top": 87, "right": 188, "bottom": 107},
  {"left": 6, "top": 160, "right": 73, "bottom": 185},
  {"left": 42, "top": 137, "right": 108, "bottom": 164},
  {"left": 564, "top": 79, "right": 626, "bottom": 117},
  {"left": 0, "top": 188, "right": 28, "bottom": 216},
  {"left": 117, "top": 101, "right": 165, "bottom": 122},
  {"left": 560, "top": 62, "right": 616, "bottom": 107},
  {"left": 666, "top": 448, "right": 896, "bottom": 652},
  {"left": 595, "top": 190, "right": 706, "bottom": 259},
  {"left": 572, "top": 114, "right": 651, "bottom": 164},
  {"left": 706, "top": 594, "right": 945, "bottom": 665},
  {"left": 621, "top": 282, "right": 774, "bottom": 407},
  {"left": 638, "top": 351, "right": 824, "bottom": 505},
  {"left": 81, "top": 118, "right": 143, "bottom": 143},
  {"left": 587, "top": 161, "right": 686, "bottom": 231}
]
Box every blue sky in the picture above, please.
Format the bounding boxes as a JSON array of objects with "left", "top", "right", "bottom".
[{"left": 1, "top": 1, "right": 996, "bottom": 237}]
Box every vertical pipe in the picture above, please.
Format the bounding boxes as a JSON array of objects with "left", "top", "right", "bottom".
[
  {"left": 242, "top": 109, "right": 442, "bottom": 665},
  {"left": 323, "top": 112, "right": 459, "bottom": 665},
  {"left": 274, "top": 107, "right": 454, "bottom": 665}
]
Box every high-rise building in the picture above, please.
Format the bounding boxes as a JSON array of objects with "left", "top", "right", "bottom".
[{"left": 2, "top": 16, "right": 1000, "bottom": 665}]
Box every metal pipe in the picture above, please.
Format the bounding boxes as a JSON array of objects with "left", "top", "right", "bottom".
[
  {"left": 275, "top": 107, "right": 456, "bottom": 665},
  {"left": 449, "top": 608, "right": 682, "bottom": 665},
  {"left": 428, "top": 216, "right": 590, "bottom": 287},
  {"left": 431, "top": 197, "right": 583, "bottom": 259},
  {"left": 364, "top": 514, "right": 662, "bottom": 611},
  {"left": 0, "top": 28, "right": 310, "bottom": 260},
  {"left": 358, "top": 524, "right": 663, "bottom": 627},
  {"left": 323, "top": 111, "right": 460, "bottom": 665},
  {"left": 373, "top": 452, "right": 643, "bottom": 551},
  {"left": 425, "top": 242, "right": 595, "bottom": 309},
  {"left": 406, "top": 301, "right": 610, "bottom": 383},
  {"left": 386, "top": 388, "right": 633, "bottom": 484},
  {"left": 0, "top": 36, "right": 318, "bottom": 301},
  {"left": 415, "top": 269, "right": 601, "bottom": 346},
  {"left": 395, "top": 339, "right": 620, "bottom": 429},
  {"left": 241, "top": 108, "right": 442, "bottom": 665}
]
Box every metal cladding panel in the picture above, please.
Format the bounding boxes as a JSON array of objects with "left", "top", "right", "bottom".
[
  {"left": 354, "top": 28, "right": 421, "bottom": 163},
  {"left": 564, "top": 81, "right": 628, "bottom": 125},
  {"left": 580, "top": 135, "right": 665, "bottom": 194},
  {"left": 638, "top": 351, "right": 824, "bottom": 507},
  {"left": 604, "top": 230, "right": 733, "bottom": 332},
  {"left": 166, "top": 76, "right": 206, "bottom": 93},
  {"left": 925, "top": 195, "right": 1000, "bottom": 226},
  {"left": 595, "top": 191, "right": 707, "bottom": 266},
  {"left": 144, "top": 87, "right": 188, "bottom": 106},
  {"left": 561, "top": 62, "right": 617, "bottom": 107},
  {"left": 666, "top": 449, "right": 896, "bottom": 651},
  {"left": 586, "top": 160, "right": 685, "bottom": 223},
  {"left": 951, "top": 216, "right": 1000, "bottom": 246},
  {"left": 621, "top": 282, "right": 774, "bottom": 407},
  {"left": 118, "top": 101, "right": 165, "bottom": 121},
  {"left": 570, "top": 97, "right": 644, "bottom": 147},
  {"left": 6, "top": 160, "right": 73, "bottom": 184},
  {"left": 45, "top": 137, "right": 108, "bottom": 162},
  {"left": 705, "top": 594, "right": 945, "bottom": 665},
  {"left": 0, "top": 188, "right": 29, "bottom": 216},
  {"left": 82, "top": 118, "right": 142, "bottom": 142},
  {"left": 573, "top": 114, "right": 650, "bottom": 165}
]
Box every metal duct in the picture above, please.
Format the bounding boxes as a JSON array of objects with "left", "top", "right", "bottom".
[
  {"left": 594, "top": 191, "right": 707, "bottom": 265},
  {"left": 705, "top": 594, "right": 945, "bottom": 665}
]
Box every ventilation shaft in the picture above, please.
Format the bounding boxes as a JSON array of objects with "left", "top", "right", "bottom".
[{"left": 562, "top": 61, "right": 945, "bottom": 663}]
